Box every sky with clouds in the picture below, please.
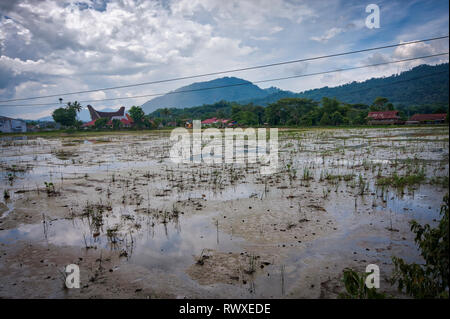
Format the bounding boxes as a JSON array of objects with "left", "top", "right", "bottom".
[{"left": 0, "top": 0, "right": 448, "bottom": 119}]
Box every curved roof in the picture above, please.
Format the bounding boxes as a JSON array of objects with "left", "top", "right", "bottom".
[{"left": 87, "top": 105, "right": 125, "bottom": 121}]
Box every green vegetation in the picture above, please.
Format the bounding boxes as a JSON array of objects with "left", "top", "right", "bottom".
[
  {"left": 231, "top": 103, "right": 265, "bottom": 125},
  {"left": 149, "top": 96, "right": 399, "bottom": 127},
  {"left": 338, "top": 268, "right": 386, "bottom": 299},
  {"left": 429, "top": 176, "right": 449, "bottom": 188},
  {"left": 44, "top": 181, "right": 56, "bottom": 196},
  {"left": 340, "top": 194, "right": 449, "bottom": 299},
  {"left": 390, "top": 194, "right": 449, "bottom": 298},
  {"left": 149, "top": 93, "right": 447, "bottom": 127},
  {"left": 52, "top": 101, "right": 83, "bottom": 127},
  {"left": 151, "top": 100, "right": 232, "bottom": 122},
  {"left": 94, "top": 117, "right": 108, "bottom": 129},
  {"left": 112, "top": 118, "right": 122, "bottom": 130},
  {"left": 376, "top": 171, "right": 426, "bottom": 188},
  {"left": 287, "top": 63, "right": 449, "bottom": 108},
  {"left": 129, "top": 105, "right": 145, "bottom": 125},
  {"left": 320, "top": 171, "right": 354, "bottom": 182}
]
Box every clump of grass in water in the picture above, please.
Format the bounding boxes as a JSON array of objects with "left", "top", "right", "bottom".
[
  {"left": 244, "top": 254, "right": 258, "bottom": 275},
  {"left": 44, "top": 181, "right": 58, "bottom": 197},
  {"left": 338, "top": 268, "right": 386, "bottom": 299},
  {"left": 195, "top": 249, "right": 209, "bottom": 265},
  {"left": 358, "top": 174, "right": 367, "bottom": 195},
  {"left": 7, "top": 173, "right": 15, "bottom": 185},
  {"left": 301, "top": 167, "right": 312, "bottom": 181},
  {"left": 376, "top": 171, "right": 426, "bottom": 188},
  {"left": 106, "top": 226, "right": 119, "bottom": 244}
]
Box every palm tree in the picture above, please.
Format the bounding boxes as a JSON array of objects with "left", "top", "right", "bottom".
[{"left": 66, "top": 101, "right": 82, "bottom": 113}]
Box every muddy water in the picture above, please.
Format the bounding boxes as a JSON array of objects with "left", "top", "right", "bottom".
[{"left": 0, "top": 127, "right": 448, "bottom": 298}]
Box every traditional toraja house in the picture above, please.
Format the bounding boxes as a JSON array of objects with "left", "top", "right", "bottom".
[
  {"left": 406, "top": 113, "right": 447, "bottom": 124},
  {"left": 87, "top": 104, "right": 125, "bottom": 121},
  {"left": 82, "top": 105, "right": 133, "bottom": 127},
  {"left": 366, "top": 110, "right": 401, "bottom": 125}
]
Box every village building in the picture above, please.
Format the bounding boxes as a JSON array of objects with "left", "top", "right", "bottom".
[
  {"left": 366, "top": 111, "right": 402, "bottom": 125},
  {"left": 406, "top": 113, "right": 447, "bottom": 124},
  {"left": 201, "top": 117, "right": 236, "bottom": 127},
  {"left": 82, "top": 105, "right": 133, "bottom": 128},
  {"left": 0, "top": 116, "right": 27, "bottom": 133}
]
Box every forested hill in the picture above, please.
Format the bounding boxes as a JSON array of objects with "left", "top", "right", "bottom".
[
  {"left": 141, "top": 77, "right": 271, "bottom": 113},
  {"left": 246, "top": 63, "right": 449, "bottom": 107}
]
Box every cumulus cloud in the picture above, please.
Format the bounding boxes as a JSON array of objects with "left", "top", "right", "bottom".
[
  {"left": 0, "top": 0, "right": 448, "bottom": 119},
  {"left": 362, "top": 41, "right": 448, "bottom": 75},
  {"left": 0, "top": 0, "right": 265, "bottom": 116}
]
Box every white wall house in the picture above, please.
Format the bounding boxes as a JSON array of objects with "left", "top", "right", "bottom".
[{"left": 0, "top": 116, "right": 27, "bottom": 133}]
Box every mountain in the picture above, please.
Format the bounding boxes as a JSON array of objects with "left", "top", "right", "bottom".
[
  {"left": 36, "top": 116, "right": 54, "bottom": 122},
  {"left": 293, "top": 63, "right": 449, "bottom": 107},
  {"left": 143, "top": 63, "right": 448, "bottom": 115},
  {"left": 141, "top": 77, "right": 272, "bottom": 113}
]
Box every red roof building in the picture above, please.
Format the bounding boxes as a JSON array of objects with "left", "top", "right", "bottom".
[
  {"left": 109, "top": 113, "right": 134, "bottom": 127},
  {"left": 201, "top": 117, "right": 218, "bottom": 125},
  {"left": 407, "top": 113, "right": 447, "bottom": 124},
  {"left": 367, "top": 111, "right": 401, "bottom": 124},
  {"left": 82, "top": 120, "right": 96, "bottom": 127},
  {"left": 201, "top": 118, "right": 232, "bottom": 125}
]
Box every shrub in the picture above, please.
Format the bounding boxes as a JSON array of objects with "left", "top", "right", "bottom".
[{"left": 390, "top": 194, "right": 449, "bottom": 298}]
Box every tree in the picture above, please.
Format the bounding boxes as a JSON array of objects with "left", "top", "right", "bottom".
[
  {"left": 112, "top": 119, "right": 122, "bottom": 130},
  {"left": 300, "top": 114, "right": 313, "bottom": 126},
  {"left": 319, "top": 113, "right": 331, "bottom": 126},
  {"left": 322, "top": 97, "right": 340, "bottom": 114},
  {"left": 353, "top": 110, "right": 369, "bottom": 125},
  {"left": 264, "top": 98, "right": 318, "bottom": 126},
  {"left": 67, "top": 101, "right": 82, "bottom": 113},
  {"left": 94, "top": 118, "right": 108, "bottom": 129},
  {"left": 52, "top": 107, "right": 77, "bottom": 127},
  {"left": 331, "top": 111, "right": 344, "bottom": 126},
  {"left": 52, "top": 101, "right": 83, "bottom": 127},
  {"left": 231, "top": 103, "right": 264, "bottom": 126},
  {"left": 371, "top": 97, "right": 389, "bottom": 111},
  {"left": 391, "top": 194, "right": 449, "bottom": 298},
  {"left": 129, "top": 105, "right": 145, "bottom": 127}
]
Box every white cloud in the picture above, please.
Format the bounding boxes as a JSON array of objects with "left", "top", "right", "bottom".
[{"left": 311, "top": 27, "right": 344, "bottom": 43}]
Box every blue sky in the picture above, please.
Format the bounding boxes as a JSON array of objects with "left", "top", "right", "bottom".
[{"left": 0, "top": 0, "right": 448, "bottom": 119}]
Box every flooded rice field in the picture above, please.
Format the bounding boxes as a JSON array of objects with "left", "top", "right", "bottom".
[{"left": 0, "top": 126, "right": 448, "bottom": 298}]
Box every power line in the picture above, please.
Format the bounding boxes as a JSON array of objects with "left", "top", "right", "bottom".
[
  {"left": 0, "top": 35, "right": 448, "bottom": 103},
  {"left": 1, "top": 52, "right": 447, "bottom": 108}
]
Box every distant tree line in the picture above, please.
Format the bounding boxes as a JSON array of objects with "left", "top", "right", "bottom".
[{"left": 150, "top": 97, "right": 449, "bottom": 127}]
